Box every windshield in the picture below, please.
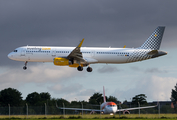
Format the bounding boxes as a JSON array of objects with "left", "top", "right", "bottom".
[{"left": 107, "top": 105, "right": 117, "bottom": 107}]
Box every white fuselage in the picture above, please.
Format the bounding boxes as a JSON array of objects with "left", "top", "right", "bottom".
[
  {"left": 7, "top": 27, "right": 167, "bottom": 72},
  {"left": 100, "top": 102, "right": 117, "bottom": 114},
  {"left": 8, "top": 46, "right": 153, "bottom": 64}
]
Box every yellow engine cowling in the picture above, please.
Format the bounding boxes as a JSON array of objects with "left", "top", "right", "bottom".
[
  {"left": 53, "top": 58, "right": 84, "bottom": 67},
  {"left": 53, "top": 58, "right": 71, "bottom": 66},
  {"left": 69, "top": 64, "right": 83, "bottom": 67}
]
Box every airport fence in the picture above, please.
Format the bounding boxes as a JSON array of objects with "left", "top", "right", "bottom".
[{"left": 0, "top": 104, "right": 175, "bottom": 116}]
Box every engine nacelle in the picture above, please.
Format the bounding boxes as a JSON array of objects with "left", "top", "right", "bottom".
[{"left": 53, "top": 58, "right": 72, "bottom": 66}]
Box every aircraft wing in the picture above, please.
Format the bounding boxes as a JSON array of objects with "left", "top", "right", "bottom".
[
  {"left": 66, "top": 39, "right": 86, "bottom": 63},
  {"left": 56, "top": 102, "right": 102, "bottom": 112},
  {"left": 59, "top": 107, "right": 102, "bottom": 112},
  {"left": 117, "top": 105, "right": 157, "bottom": 112}
]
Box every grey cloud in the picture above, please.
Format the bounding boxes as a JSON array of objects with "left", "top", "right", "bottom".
[
  {"left": 145, "top": 68, "right": 168, "bottom": 73},
  {"left": 49, "top": 83, "right": 83, "bottom": 94},
  {"left": 130, "top": 66, "right": 142, "bottom": 71},
  {"left": 48, "top": 84, "right": 96, "bottom": 101},
  {"left": 0, "top": 64, "right": 82, "bottom": 90},
  {"left": 76, "top": 89, "right": 96, "bottom": 96},
  {"left": 130, "top": 67, "right": 168, "bottom": 74},
  {"left": 1, "top": 0, "right": 177, "bottom": 67},
  {"left": 1, "top": 0, "right": 176, "bottom": 102},
  {"left": 97, "top": 65, "right": 120, "bottom": 73},
  {"left": 52, "top": 87, "right": 97, "bottom": 102},
  {"left": 112, "top": 76, "right": 177, "bottom": 102}
]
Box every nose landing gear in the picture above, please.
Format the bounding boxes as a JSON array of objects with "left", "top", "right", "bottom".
[{"left": 23, "top": 61, "right": 28, "bottom": 70}]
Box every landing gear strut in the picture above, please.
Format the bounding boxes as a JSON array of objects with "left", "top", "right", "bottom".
[
  {"left": 77, "top": 66, "right": 83, "bottom": 71},
  {"left": 23, "top": 61, "right": 28, "bottom": 70}
]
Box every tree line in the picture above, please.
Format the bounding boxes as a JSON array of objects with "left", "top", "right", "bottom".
[
  {"left": 0, "top": 88, "right": 148, "bottom": 107},
  {"left": 0, "top": 83, "right": 177, "bottom": 109}
]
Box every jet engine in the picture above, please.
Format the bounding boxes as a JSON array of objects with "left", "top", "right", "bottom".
[{"left": 53, "top": 58, "right": 72, "bottom": 66}]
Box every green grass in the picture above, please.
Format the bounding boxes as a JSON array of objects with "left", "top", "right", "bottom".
[{"left": 0, "top": 114, "right": 177, "bottom": 119}]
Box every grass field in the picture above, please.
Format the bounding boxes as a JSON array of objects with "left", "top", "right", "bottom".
[{"left": 0, "top": 114, "right": 177, "bottom": 119}]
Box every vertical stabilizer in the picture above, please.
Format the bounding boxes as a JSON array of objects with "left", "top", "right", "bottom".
[
  {"left": 103, "top": 86, "right": 106, "bottom": 103},
  {"left": 139, "top": 26, "right": 165, "bottom": 50}
]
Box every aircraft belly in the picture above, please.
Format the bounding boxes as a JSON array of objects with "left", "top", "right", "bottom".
[
  {"left": 95, "top": 55, "right": 128, "bottom": 63},
  {"left": 16, "top": 56, "right": 28, "bottom": 61},
  {"left": 126, "top": 49, "right": 151, "bottom": 63},
  {"left": 26, "top": 54, "right": 53, "bottom": 62}
]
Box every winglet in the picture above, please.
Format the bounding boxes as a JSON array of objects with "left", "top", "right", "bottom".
[
  {"left": 78, "top": 38, "right": 84, "bottom": 48},
  {"left": 123, "top": 45, "right": 126, "bottom": 48}
]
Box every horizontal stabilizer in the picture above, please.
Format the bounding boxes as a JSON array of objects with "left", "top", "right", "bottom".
[
  {"left": 147, "top": 50, "right": 167, "bottom": 58},
  {"left": 147, "top": 50, "right": 158, "bottom": 55}
]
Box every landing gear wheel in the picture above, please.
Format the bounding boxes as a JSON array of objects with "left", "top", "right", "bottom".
[
  {"left": 23, "top": 61, "right": 28, "bottom": 70},
  {"left": 23, "top": 66, "right": 27, "bottom": 70},
  {"left": 77, "top": 66, "right": 83, "bottom": 71},
  {"left": 87, "top": 67, "right": 92, "bottom": 72}
]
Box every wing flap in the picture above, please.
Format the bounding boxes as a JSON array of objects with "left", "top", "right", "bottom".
[
  {"left": 56, "top": 101, "right": 102, "bottom": 112},
  {"left": 117, "top": 105, "right": 157, "bottom": 112},
  {"left": 66, "top": 39, "right": 88, "bottom": 64},
  {"left": 67, "top": 39, "right": 84, "bottom": 59},
  {"left": 84, "top": 57, "right": 98, "bottom": 63},
  {"left": 59, "top": 107, "right": 102, "bottom": 112}
]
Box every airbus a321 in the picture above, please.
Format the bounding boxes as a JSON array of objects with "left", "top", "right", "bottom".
[
  {"left": 56, "top": 86, "right": 157, "bottom": 115},
  {"left": 8, "top": 26, "right": 167, "bottom": 72}
]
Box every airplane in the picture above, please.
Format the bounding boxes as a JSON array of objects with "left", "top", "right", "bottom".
[
  {"left": 56, "top": 86, "right": 158, "bottom": 115},
  {"left": 8, "top": 26, "right": 167, "bottom": 72}
]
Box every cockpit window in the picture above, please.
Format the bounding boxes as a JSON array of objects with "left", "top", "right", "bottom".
[
  {"left": 107, "top": 105, "right": 117, "bottom": 107},
  {"left": 14, "top": 50, "right": 18, "bottom": 52}
]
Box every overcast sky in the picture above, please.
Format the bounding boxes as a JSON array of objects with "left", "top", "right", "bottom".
[{"left": 1, "top": 0, "right": 177, "bottom": 103}]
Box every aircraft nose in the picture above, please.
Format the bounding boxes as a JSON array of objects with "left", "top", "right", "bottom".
[
  {"left": 110, "top": 107, "right": 117, "bottom": 114},
  {"left": 113, "top": 108, "right": 117, "bottom": 113},
  {"left": 8, "top": 53, "right": 13, "bottom": 59},
  {"left": 108, "top": 107, "right": 114, "bottom": 113}
]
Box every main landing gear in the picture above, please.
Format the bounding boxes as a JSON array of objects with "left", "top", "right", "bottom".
[
  {"left": 77, "top": 66, "right": 92, "bottom": 72},
  {"left": 87, "top": 67, "right": 92, "bottom": 72},
  {"left": 23, "top": 61, "right": 28, "bottom": 70},
  {"left": 77, "top": 66, "right": 83, "bottom": 71}
]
